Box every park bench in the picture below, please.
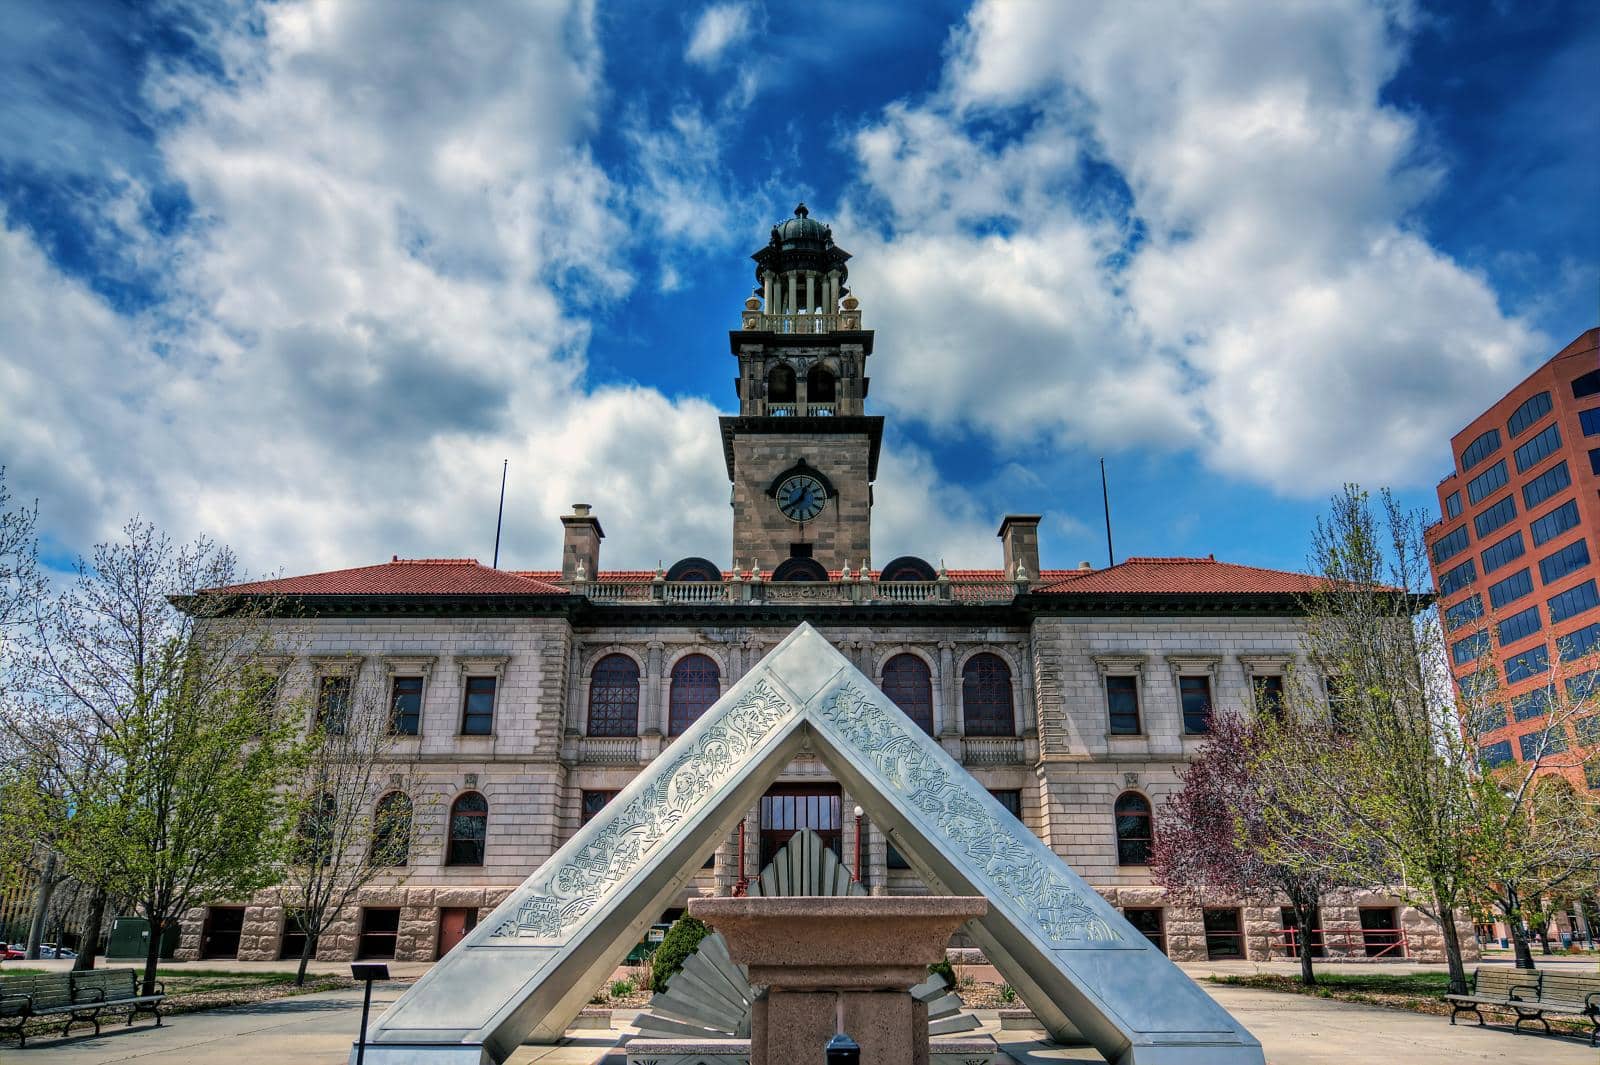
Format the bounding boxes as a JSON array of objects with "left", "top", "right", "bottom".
[
  {"left": 1445, "top": 967, "right": 1600, "bottom": 1045},
  {"left": 0, "top": 967, "right": 166, "bottom": 1047}
]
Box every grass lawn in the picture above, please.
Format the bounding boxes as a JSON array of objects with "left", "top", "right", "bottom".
[{"left": 1208, "top": 970, "right": 1591, "bottom": 1037}]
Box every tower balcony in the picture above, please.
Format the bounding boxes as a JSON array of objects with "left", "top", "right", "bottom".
[
  {"left": 740, "top": 310, "right": 863, "bottom": 334},
  {"left": 766, "top": 402, "right": 835, "bottom": 417}
]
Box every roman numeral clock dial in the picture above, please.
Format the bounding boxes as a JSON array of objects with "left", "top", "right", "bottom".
[{"left": 777, "top": 474, "right": 826, "bottom": 523}]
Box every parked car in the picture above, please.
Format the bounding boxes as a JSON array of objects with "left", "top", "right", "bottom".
[
  {"left": 39, "top": 944, "right": 77, "bottom": 959},
  {"left": 3, "top": 944, "right": 27, "bottom": 960}
]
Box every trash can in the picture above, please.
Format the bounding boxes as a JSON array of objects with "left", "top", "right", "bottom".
[
  {"left": 106, "top": 917, "right": 179, "bottom": 961},
  {"left": 1560, "top": 933, "right": 1572, "bottom": 949}
]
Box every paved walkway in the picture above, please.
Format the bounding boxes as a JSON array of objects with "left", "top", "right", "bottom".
[{"left": 15, "top": 978, "right": 1593, "bottom": 1065}]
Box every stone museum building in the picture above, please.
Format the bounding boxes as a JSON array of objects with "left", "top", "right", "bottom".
[{"left": 184, "top": 206, "right": 1468, "bottom": 967}]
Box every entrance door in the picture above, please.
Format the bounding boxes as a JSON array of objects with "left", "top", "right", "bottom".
[
  {"left": 1359, "top": 907, "right": 1400, "bottom": 957},
  {"left": 759, "top": 785, "right": 841, "bottom": 868},
  {"left": 201, "top": 907, "right": 245, "bottom": 959},
  {"left": 437, "top": 907, "right": 478, "bottom": 959}
]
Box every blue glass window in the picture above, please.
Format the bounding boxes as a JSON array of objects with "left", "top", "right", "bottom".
[
  {"left": 1575, "top": 369, "right": 1600, "bottom": 399},
  {"left": 1505, "top": 645, "right": 1550, "bottom": 683},
  {"left": 1522, "top": 461, "right": 1570, "bottom": 508},
  {"left": 1459, "top": 669, "right": 1497, "bottom": 701},
  {"left": 1520, "top": 728, "right": 1566, "bottom": 760},
  {"left": 1461, "top": 429, "right": 1502, "bottom": 471},
  {"left": 1452, "top": 631, "right": 1490, "bottom": 666},
  {"left": 1488, "top": 568, "right": 1533, "bottom": 609},
  {"left": 1567, "top": 669, "right": 1599, "bottom": 701},
  {"left": 1445, "top": 491, "right": 1462, "bottom": 519},
  {"left": 1575, "top": 714, "right": 1600, "bottom": 746},
  {"left": 1549, "top": 580, "right": 1599, "bottom": 624},
  {"left": 1438, "top": 559, "right": 1476, "bottom": 597},
  {"left": 1481, "top": 531, "right": 1526, "bottom": 574},
  {"left": 1514, "top": 423, "right": 1562, "bottom": 473},
  {"left": 1560, "top": 622, "right": 1600, "bottom": 662},
  {"left": 1507, "top": 391, "right": 1553, "bottom": 437},
  {"left": 1580, "top": 407, "right": 1600, "bottom": 436},
  {"left": 1511, "top": 688, "right": 1550, "bottom": 721},
  {"left": 1466, "top": 460, "right": 1508, "bottom": 505},
  {"left": 1474, "top": 496, "right": 1517, "bottom": 539},
  {"left": 1591, "top": 448, "right": 1600, "bottom": 476},
  {"left": 1530, "top": 500, "right": 1580, "bottom": 547},
  {"left": 1469, "top": 703, "right": 1506, "bottom": 735},
  {"left": 1497, "top": 606, "right": 1542, "bottom": 645},
  {"left": 1444, "top": 595, "right": 1484, "bottom": 631},
  {"left": 1539, "top": 539, "right": 1589, "bottom": 584},
  {"left": 1431, "top": 525, "right": 1470, "bottom": 565},
  {"left": 1479, "top": 740, "right": 1514, "bottom": 767}
]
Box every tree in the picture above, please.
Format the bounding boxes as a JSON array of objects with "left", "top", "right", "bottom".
[
  {"left": 26, "top": 519, "right": 302, "bottom": 994},
  {"left": 1151, "top": 708, "right": 1352, "bottom": 986},
  {"left": 274, "top": 662, "right": 429, "bottom": 986}
]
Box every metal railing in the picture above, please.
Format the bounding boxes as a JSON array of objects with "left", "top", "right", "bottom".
[{"left": 1271, "top": 926, "right": 1409, "bottom": 959}]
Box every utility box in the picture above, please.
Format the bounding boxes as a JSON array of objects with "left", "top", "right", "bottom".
[{"left": 106, "top": 917, "right": 179, "bottom": 961}]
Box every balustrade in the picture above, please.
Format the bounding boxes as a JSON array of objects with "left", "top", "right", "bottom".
[
  {"left": 581, "top": 578, "right": 1018, "bottom": 606},
  {"left": 741, "top": 312, "right": 864, "bottom": 334},
  {"left": 960, "top": 736, "right": 1024, "bottom": 765},
  {"left": 577, "top": 735, "right": 641, "bottom": 765}
]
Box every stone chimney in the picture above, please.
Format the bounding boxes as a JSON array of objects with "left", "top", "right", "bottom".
[
  {"left": 997, "top": 515, "right": 1042, "bottom": 582},
  {"left": 560, "top": 503, "right": 604, "bottom": 583}
]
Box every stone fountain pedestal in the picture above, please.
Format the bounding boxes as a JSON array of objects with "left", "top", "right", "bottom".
[{"left": 688, "top": 896, "right": 989, "bottom": 1065}]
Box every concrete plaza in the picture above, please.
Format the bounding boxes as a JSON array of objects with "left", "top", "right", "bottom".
[{"left": 12, "top": 960, "right": 1593, "bottom": 1065}]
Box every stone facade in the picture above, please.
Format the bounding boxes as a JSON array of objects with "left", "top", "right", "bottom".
[{"left": 729, "top": 429, "right": 874, "bottom": 571}]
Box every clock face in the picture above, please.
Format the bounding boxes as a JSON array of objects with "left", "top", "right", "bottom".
[{"left": 776, "top": 475, "right": 827, "bottom": 522}]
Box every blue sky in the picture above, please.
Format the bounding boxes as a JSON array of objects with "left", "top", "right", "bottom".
[{"left": 1, "top": 0, "right": 1595, "bottom": 578}]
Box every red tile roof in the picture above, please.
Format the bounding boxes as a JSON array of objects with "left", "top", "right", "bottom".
[
  {"left": 1034, "top": 557, "right": 1324, "bottom": 596},
  {"left": 219, "top": 559, "right": 569, "bottom": 596}
]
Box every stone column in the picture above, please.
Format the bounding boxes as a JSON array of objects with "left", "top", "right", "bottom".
[
  {"left": 787, "top": 272, "right": 797, "bottom": 319},
  {"left": 645, "top": 641, "right": 665, "bottom": 736},
  {"left": 1017, "top": 638, "right": 1038, "bottom": 738},
  {"left": 937, "top": 640, "right": 958, "bottom": 738},
  {"left": 805, "top": 272, "right": 815, "bottom": 315},
  {"left": 762, "top": 271, "right": 773, "bottom": 314}
]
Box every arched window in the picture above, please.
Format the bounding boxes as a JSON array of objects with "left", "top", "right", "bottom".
[
  {"left": 770, "top": 557, "right": 829, "bottom": 582},
  {"left": 669, "top": 654, "right": 721, "bottom": 735},
  {"left": 587, "top": 654, "right": 640, "bottom": 737},
  {"left": 447, "top": 792, "right": 488, "bottom": 866},
  {"left": 371, "top": 791, "right": 412, "bottom": 867},
  {"left": 295, "top": 792, "right": 337, "bottom": 866},
  {"left": 961, "top": 653, "right": 1015, "bottom": 737},
  {"left": 806, "top": 364, "right": 836, "bottom": 404},
  {"left": 879, "top": 556, "right": 937, "bottom": 582},
  {"left": 768, "top": 364, "right": 796, "bottom": 404},
  {"left": 666, "top": 557, "right": 721, "bottom": 582},
  {"left": 1115, "top": 792, "right": 1153, "bottom": 866},
  {"left": 882, "top": 654, "right": 935, "bottom": 735}
]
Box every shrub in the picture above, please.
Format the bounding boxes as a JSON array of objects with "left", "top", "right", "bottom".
[
  {"left": 998, "top": 984, "right": 1017, "bottom": 1004},
  {"left": 610, "top": 978, "right": 635, "bottom": 998},
  {"left": 926, "top": 958, "right": 955, "bottom": 987},
  {"left": 651, "top": 916, "right": 711, "bottom": 993}
]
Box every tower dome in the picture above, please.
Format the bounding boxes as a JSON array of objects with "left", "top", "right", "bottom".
[{"left": 753, "top": 203, "right": 851, "bottom": 288}]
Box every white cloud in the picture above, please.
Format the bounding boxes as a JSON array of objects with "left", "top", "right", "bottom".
[
  {"left": 846, "top": 0, "right": 1544, "bottom": 495},
  {"left": 686, "top": 3, "right": 753, "bottom": 67}
]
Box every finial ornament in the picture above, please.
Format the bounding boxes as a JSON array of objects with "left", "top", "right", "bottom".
[
  {"left": 794, "top": 202, "right": 808, "bottom": 217},
  {"left": 574, "top": 559, "right": 587, "bottom": 581},
  {"left": 840, "top": 561, "right": 852, "bottom": 580}
]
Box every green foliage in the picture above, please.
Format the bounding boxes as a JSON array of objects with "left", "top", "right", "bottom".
[
  {"left": 998, "top": 983, "right": 1017, "bottom": 1004},
  {"left": 650, "top": 915, "right": 710, "bottom": 993},
  {"left": 926, "top": 958, "right": 955, "bottom": 987},
  {"left": 609, "top": 977, "right": 635, "bottom": 998}
]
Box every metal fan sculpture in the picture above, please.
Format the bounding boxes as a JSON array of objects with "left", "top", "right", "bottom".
[{"left": 633, "top": 828, "right": 978, "bottom": 1039}]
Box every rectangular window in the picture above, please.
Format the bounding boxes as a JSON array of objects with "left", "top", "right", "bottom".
[
  {"left": 1431, "top": 525, "right": 1470, "bottom": 565},
  {"left": 1179, "top": 675, "right": 1213, "bottom": 734},
  {"left": 1444, "top": 594, "right": 1484, "bottom": 631},
  {"left": 1549, "top": 579, "right": 1599, "bottom": 623},
  {"left": 1105, "top": 675, "right": 1142, "bottom": 735},
  {"left": 461, "top": 676, "right": 497, "bottom": 735},
  {"left": 389, "top": 676, "right": 423, "bottom": 735},
  {"left": 989, "top": 789, "right": 1022, "bottom": 819},
  {"left": 1479, "top": 740, "right": 1514, "bottom": 767},
  {"left": 1451, "top": 631, "right": 1490, "bottom": 666},
  {"left": 1460, "top": 428, "right": 1502, "bottom": 471},
  {"left": 357, "top": 908, "right": 401, "bottom": 960},
  {"left": 1522, "top": 460, "right": 1571, "bottom": 508},
  {"left": 1591, "top": 447, "right": 1600, "bottom": 476},
  {"left": 1574, "top": 714, "right": 1600, "bottom": 746},
  {"left": 1497, "top": 606, "right": 1542, "bottom": 645},
  {"left": 580, "top": 790, "right": 617, "bottom": 826},
  {"left": 1203, "top": 908, "right": 1244, "bottom": 960},
  {"left": 1586, "top": 760, "right": 1600, "bottom": 791},
  {"left": 1445, "top": 491, "right": 1462, "bottom": 519},
  {"left": 1539, "top": 539, "right": 1590, "bottom": 584},
  {"left": 1438, "top": 559, "right": 1476, "bottom": 596},
  {"left": 1505, "top": 645, "right": 1550, "bottom": 683},
  {"left": 1566, "top": 669, "right": 1598, "bottom": 701},
  {"left": 1468, "top": 702, "right": 1506, "bottom": 735},
  {"left": 1123, "top": 908, "right": 1166, "bottom": 954},
  {"left": 1511, "top": 688, "right": 1550, "bottom": 722},
  {"left": 1507, "top": 391, "right": 1553, "bottom": 437},
  {"left": 1577, "top": 369, "right": 1600, "bottom": 399},
  {"left": 1458, "top": 669, "right": 1497, "bottom": 701},
  {"left": 1513, "top": 423, "right": 1561, "bottom": 473},
  {"left": 1473, "top": 495, "right": 1517, "bottom": 539},
  {"left": 1530, "top": 500, "right": 1580, "bottom": 547},
  {"left": 317, "top": 675, "right": 351, "bottom": 734},
  {"left": 1520, "top": 728, "right": 1567, "bottom": 760},
  {"left": 1560, "top": 621, "right": 1600, "bottom": 661},
  {"left": 1466, "top": 459, "right": 1508, "bottom": 505},
  {"left": 1488, "top": 568, "right": 1533, "bottom": 609},
  {"left": 1480, "top": 531, "right": 1526, "bottom": 574},
  {"left": 1580, "top": 407, "right": 1600, "bottom": 436},
  {"left": 1253, "top": 674, "right": 1286, "bottom": 716}
]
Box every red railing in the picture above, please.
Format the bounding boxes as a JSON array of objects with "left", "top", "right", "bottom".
[{"left": 1273, "top": 926, "right": 1409, "bottom": 959}]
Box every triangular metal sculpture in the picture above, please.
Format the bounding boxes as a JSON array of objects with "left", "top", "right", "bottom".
[{"left": 356, "top": 624, "right": 1264, "bottom": 1065}]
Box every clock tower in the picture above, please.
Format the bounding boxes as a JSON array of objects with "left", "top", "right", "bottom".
[{"left": 722, "top": 204, "right": 880, "bottom": 576}]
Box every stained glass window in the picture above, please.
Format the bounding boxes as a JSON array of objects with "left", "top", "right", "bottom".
[
  {"left": 882, "top": 654, "right": 935, "bottom": 735},
  {"left": 669, "top": 654, "right": 721, "bottom": 735},
  {"left": 1115, "top": 792, "right": 1153, "bottom": 865},
  {"left": 447, "top": 792, "right": 488, "bottom": 866},
  {"left": 587, "top": 654, "right": 640, "bottom": 737},
  {"left": 961, "top": 653, "right": 1015, "bottom": 737}
]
